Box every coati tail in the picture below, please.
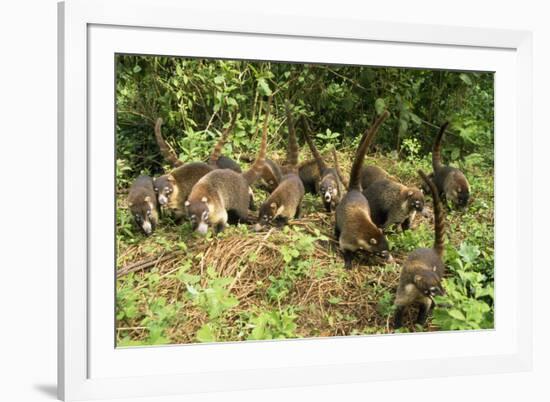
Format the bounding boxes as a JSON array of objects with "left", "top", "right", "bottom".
[
  {"left": 419, "top": 169, "right": 445, "bottom": 257},
  {"left": 432, "top": 121, "right": 449, "bottom": 172},
  {"left": 284, "top": 101, "right": 300, "bottom": 170},
  {"left": 302, "top": 117, "right": 328, "bottom": 173},
  {"left": 348, "top": 110, "right": 390, "bottom": 191},
  {"left": 332, "top": 147, "right": 348, "bottom": 188},
  {"left": 243, "top": 96, "right": 272, "bottom": 185},
  {"left": 154, "top": 117, "right": 183, "bottom": 168},
  {"left": 209, "top": 113, "right": 237, "bottom": 166}
]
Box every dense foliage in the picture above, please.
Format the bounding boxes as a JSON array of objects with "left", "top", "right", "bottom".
[{"left": 115, "top": 55, "right": 494, "bottom": 345}]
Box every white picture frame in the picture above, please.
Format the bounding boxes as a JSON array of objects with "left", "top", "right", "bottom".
[{"left": 58, "top": 0, "right": 533, "bottom": 400}]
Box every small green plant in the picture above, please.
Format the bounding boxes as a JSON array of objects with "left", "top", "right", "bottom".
[{"left": 247, "top": 308, "right": 298, "bottom": 340}]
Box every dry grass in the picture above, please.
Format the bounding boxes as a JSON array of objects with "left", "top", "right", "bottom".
[{"left": 116, "top": 152, "right": 493, "bottom": 345}]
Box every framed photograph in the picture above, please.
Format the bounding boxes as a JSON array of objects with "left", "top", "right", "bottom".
[{"left": 58, "top": 0, "right": 533, "bottom": 400}]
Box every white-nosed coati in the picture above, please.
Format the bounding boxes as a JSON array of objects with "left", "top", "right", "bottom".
[
  {"left": 128, "top": 175, "right": 159, "bottom": 236},
  {"left": 302, "top": 118, "right": 345, "bottom": 212},
  {"left": 363, "top": 179, "right": 424, "bottom": 232},
  {"left": 256, "top": 101, "right": 305, "bottom": 229},
  {"left": 394, "top": 170, "right": 446, "bottom": 329},
  {"left": 154, "top": 117, "right": 241, "bottom": 172},
  {"left": 184, "top": 97, "right": 272, "bottom": 235},
  {"left": 153, "top": 116, "right": 243, "bottom": 220},
  {"left": 335, "top": 111, "right": 391, "bottom": 269},
  {"left": 430, "top": 121, "right": 470, "bottom": 208},
  {"left": 298, "top": 159, "right": 320, "bottom": 194},
  {"left": 360, "top": 165, "right": 393, "bottom": 191}
]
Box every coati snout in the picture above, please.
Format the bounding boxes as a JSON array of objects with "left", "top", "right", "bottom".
[
  {"left": 128, "top": 175, "right": 159, "bottom": 236},
  {"left": 153, "top": 175, "right": 176, "bottom": 206},
  {"left": 449, "top": 183, "right": 470, "bottom": 208},
  {"left": 184, "top": 197, "right": 210, "bottom": 235},
  {"left": 406, "top": 188, "right": 425, "bottom": 212},
  {"left": 129, "top": 196, "right": 158, "bottom": 235},
  {"left": 414, "top": 268, "right": 444, "bottom": 297}
]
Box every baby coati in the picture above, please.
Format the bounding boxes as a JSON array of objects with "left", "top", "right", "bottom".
[
  {"left": 128, "top": 175, "right": 159, "bottom": 236},
  {"left": 335, "top": 111, "right": 391, "bottom": 269},
  {"left": 302, "top": 118, "right": 345, "bottom": 212},
  {"left": 154, "top": 117, "right": 241, "bottom": 172},
  {"left": 256, "top": 101, "right": 305, "bottom": 229},
  {"left": 394, "top": 170, "right": 446, "bottom": 329},
  {"left": 430, "top": 121, "right": 470, "bottom": 208},
  {"left": 184, "top": 97, "right": 272, "bottom": 234},
  {"left": 363, "top": 179, "right": 424, "bottom": 232}
]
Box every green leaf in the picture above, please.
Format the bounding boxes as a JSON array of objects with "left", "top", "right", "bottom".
[
  {"left": 374, "top": 98, "right": 386, "bottom": 115},
  {"left": 196, "top": 324, "right": 215, "bottom": 342},
  {"left": 328, "top": 296, "right": 342, "bottom": 305},
  {"left": 257, "top": 78, "right": 272, "bottom": 96},
  {"left": 448, "top": 309, "right": 466, "bottom": 321},
  {"left": 459, "top": 73, "right": 473, "bottom": 85},
  {"left": 133, "top": 64, "right": 142, "bottom": 73}
]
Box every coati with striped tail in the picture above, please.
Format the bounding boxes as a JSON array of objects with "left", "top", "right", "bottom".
[
  {"left": 256, "top": 101, "right": 305, "bottom": 229},
  {"left": 128, "top": 175, "right": 159, "bottom": 236},
  {"left": 394, "top": 170, "right": 446, "bottom": 328},
  {"left": 363, "top": 174, "right": 424, "bottom": 232},
  {"left": 335, "top": 111, "right": 391, "bottom": 269},
  {"left": 302, "top": 119, "right": 345, "bottom": 212},
  {"left": 430, "top": 121, "right": 470, "bottom": 209},
  {"left": 184, "top": 97, "right": 272, "bottom": 234},
  {"left": 331, "top": 147, "right": 348, "bottom": 189},
  {"left": 154, "top": 117, "right": 241, "bottom": 172}
]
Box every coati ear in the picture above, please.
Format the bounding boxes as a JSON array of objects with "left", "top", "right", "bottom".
[
  {"left": 201, "top": 196, "right": 208, "bottom": 203},
  {"left": 167, "top": 175, "right": 176, "bottom": 183},
  {"left": 433, "top": 266, "right": 437, "bottom": 272},
  {"left": 269, "top": 202, "right": 277, "bottom": 212},
  {"left": 407, "top": 190, "right": 413, "bottom": 197},
  {"left": 457, "top": 187, "right": 462, "bottom": 193},
  {"left": 144, "top": 196, "right": 151, "bottom": 203},
  {"left": 128, "top": 202, "right": 133, "bottom": 207},
  {"left": 369, "top": 238, "right": 378, "bottom": 245},
  {"left": 414, "top": 274, "right": 423, "bottom": 285},
  {"left": 184, "top": 200, "right": 190, "bottom": 207}
]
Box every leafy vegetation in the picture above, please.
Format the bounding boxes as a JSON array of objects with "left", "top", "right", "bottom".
[{"left": 115, "top": 55, "right": 494, "bottom": 345}]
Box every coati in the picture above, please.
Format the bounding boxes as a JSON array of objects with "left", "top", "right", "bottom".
[
  {"left": 298, "top": 159, "right": 320, "bottom": 194},
  {"left": 184, "top": 97, "right": 272, "bottom": 234},
  {"left": 394, "top": 170, "right": 446, "bottom": 328},
  {"left": 127, "top": 175, "right": 159, "bottom": 236},
  {"left": 334, "top": 111, "right": 391, "bottom": 269},
  {"left": 430, "top": 121, "right": 470, "bottom": 208},
  {"left": 154, "top": 117, "right": 241, "bottom": 172},
  {"left": 153, "top": 162, "right": 214, "bottom": 220},
  {"left": 256, "top": 101, "right": 305, "bottom": 229},
  {"left": 153, "top": 116, "right": 242, "bottom": 220},
  {"left": 302, "top": 118, "right": 345, "bottom": 212},
  {"left": 360, "top": 165, "right": 393, "bottom": 191},
  {"left": 363, "top": 179, "right": 424, "bottom": 232}
]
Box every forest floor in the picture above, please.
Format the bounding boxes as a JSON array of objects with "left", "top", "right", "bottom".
[{"left": 115, "top": 151, "right": 494, "bottom": 346}]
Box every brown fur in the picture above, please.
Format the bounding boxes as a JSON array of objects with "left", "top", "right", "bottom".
[
  {"left": 360, "top": 165, "right": 393, "bottom": 191},
  {"left": 393, "top": 170, "right": 446, "bottom": 328},
  {"left": 185, "top": 97, "right": 272, "bottom": 234},
  {"left": 128, "top": 175, "right": 159, "bottom": 235},
  {"left": 302, "top": 118, "right": 345, "bottom": 212},
  {"left": 363, "top": 179, "right": 424, "bottom": 231},
  {"left": 334, "top": 111, "right": 390, "bottom": 268},
  {"left": 256, "top": 101, "right": 305, "bottom": 228},
  {"left": 431, "top": 122, "right": 470, "bottom": 208},
  {"left": 207, "top": 113, "right": 241, "bottom": 172},
  {"left": 154, "top": 162, "right": 214, "bottom": 220},
  {"left": 298, "top": 159, "right": 320, "bottom": 194}
]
